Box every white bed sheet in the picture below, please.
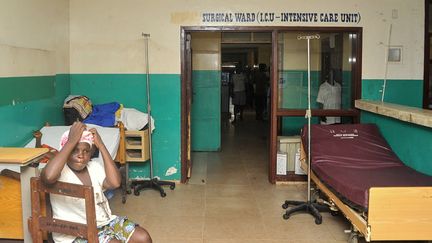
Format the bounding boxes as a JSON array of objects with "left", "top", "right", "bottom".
[{"left": 0, "top": 124, "right": 120, "bottom": 173}]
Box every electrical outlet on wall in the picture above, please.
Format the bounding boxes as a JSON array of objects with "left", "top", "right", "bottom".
[{"left": 392, "top": 9, "right": 398, "bottom": 19}]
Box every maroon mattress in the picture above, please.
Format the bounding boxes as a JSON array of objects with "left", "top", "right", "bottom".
[{"left": 301, "top": 123, "right": 432, "bottom": 210}]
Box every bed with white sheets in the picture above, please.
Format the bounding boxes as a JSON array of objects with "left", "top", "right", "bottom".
[{"left": 0, "top": 124, "right": 123, "bottom": 173}]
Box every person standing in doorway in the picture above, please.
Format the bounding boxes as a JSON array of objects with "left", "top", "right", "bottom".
[
  {"left": 230, "top": 66, "right": 247, "bottom": 124},
  {"left": 254, "top": 63, "right": 269, "bottom": 120}
]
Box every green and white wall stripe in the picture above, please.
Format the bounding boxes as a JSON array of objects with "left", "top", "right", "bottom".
[
  {"left": 0, "top": 0, "right": 70, "bottom": 147},
  {"left": 1, "top": 0, "right": 430, "bottom": 178}
]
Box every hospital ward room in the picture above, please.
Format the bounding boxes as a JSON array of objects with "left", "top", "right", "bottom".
[{"left": 1, "top": 1, "right": 432, "bottom": 243}]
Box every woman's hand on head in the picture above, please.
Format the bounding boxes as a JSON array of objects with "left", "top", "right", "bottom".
[
  {"left": 68, "top": 122, "right": 86, "bottom": 146},
  {"left": 88, "top": 128, "right": 102, "bottom": 148}
]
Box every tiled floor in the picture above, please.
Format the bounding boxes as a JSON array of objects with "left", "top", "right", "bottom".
[{"left": 109, "top": 111, "right": 425, "bottom": 243}]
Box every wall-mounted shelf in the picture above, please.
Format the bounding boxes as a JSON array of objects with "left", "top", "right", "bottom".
[
  {"left": 125, "top": 129, "right": 149, "bottom": 162},
  {"left": 355, "top": 99, "right": 432, "bottom": 128}
]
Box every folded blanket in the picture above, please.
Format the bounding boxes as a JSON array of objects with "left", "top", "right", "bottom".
[{"left": 120, "top": 108, "right": 155, "bottom": 132}]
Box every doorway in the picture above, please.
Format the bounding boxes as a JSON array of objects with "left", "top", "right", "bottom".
[
  {"left": 181, "top": 27, "right": 362, "bottom": 184},
  {"left": 221, "top": 35, "right": 272, "bottom": 123},
  {"left": 183, "top": 30, "right": 273, "bottom": 184}
]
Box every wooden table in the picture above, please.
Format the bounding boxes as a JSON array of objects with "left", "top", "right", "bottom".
[{"left": 0, "top": 147, "right": 48, "bottom": 242}]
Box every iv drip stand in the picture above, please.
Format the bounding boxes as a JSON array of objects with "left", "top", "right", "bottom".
[
  {"left": 282, "top": 34, "right": 330, "bottom": 224},
  {"left": 131, "top": 33, "right": 176, "bottom": 198}
]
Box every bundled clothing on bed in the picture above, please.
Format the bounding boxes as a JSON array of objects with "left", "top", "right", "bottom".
[
  {"left": 84, "top": 102, "right": 120, "bottom": 127},
  {"left": 83, "top": 102, "right": 155, "bottom": 132}
]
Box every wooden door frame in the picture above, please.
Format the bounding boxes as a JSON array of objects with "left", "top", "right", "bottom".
[
  {"left": 180, "top": 26, "right": 362, "bottom": 184},
  {"left": 424, "top": 0, "right": 431, "bottom": 109}
]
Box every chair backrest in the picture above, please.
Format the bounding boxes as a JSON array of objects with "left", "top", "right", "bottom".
[{"left": 29, "top": 177, "right": 99, "bottom": 243}]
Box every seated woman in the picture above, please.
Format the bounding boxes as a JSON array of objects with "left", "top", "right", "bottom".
[{"left": 40, "top": 121, "right": 152, "bottom": 243}]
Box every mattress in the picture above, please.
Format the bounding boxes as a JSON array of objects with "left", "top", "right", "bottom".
[
  {"left": 0, "top": 124, "right": 120, "bottom": 172},
  {"left": 1, "top": 124, "right": 120, "bottom": 173},
  {"left": 301, "top": 123, "right": 432, "bottom": 210},
  {"left": 26, "top": 124, "right": 120, "bottom": 158}
]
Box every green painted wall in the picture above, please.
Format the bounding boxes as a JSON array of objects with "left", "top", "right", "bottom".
[
  {"left": 70, "top": 74, "right": 181, "bottom": 180},
  {"left": 279, "top": 71, "right": 320, "bottom": 109},
  {"left": 361, "top": 112, "right": 432, "bottom": 176},
  {"left": 191, "top": 70, "right": 221, "bottom": 151},
  {"left": 361, "top": 79, "right": 423, "bottom": 107},
  {"left": 280, "top": 70, "right": 353, "bottom": 109},
  {"left": 360, "top": 78, "right": 431, "bottom": 175},
  {"left": 0, "top": 74, "right": 69, "bottom": 147},
  {"left": 281, "top": 117, "right": 319, "bottom": 136},
  {"left": 341, "top": 71, "right": 352, "bottom": 109}
]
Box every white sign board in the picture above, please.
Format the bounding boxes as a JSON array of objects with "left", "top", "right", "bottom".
[{"left": 276, "top": 152, "right": 287, "bottom": 175}]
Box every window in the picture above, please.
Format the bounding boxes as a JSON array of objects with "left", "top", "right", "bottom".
[
  {"left": 275, "top": 29, "right": 361, "bottom": 135},
  {"left": 277, "top": 32, "right": 356, "bottom": 110}
]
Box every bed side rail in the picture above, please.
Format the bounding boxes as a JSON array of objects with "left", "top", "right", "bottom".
[
  {"left": 310, "top": 171, "right": 369, "bottom": 237},
  {"left": 368, "top": 187, "right": 432, "bottom": 241}
]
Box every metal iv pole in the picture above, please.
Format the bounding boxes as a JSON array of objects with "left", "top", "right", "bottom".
[
  {"left": 131, "top": 33, "right": 176, "bottom": 198},
  {"left": 282, "top": 34, "right": 330, "bottom": 224}
]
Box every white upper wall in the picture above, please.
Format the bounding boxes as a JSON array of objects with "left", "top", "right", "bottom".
[
  {"left": 0, "top": 0, "right": 423, "bottom": 79},
  {"left": 0, "top": 0, "right": 70, "bottom": 77}
]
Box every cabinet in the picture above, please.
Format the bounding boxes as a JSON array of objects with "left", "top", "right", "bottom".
[{"left": 125, "top": 129, "right": 149, "bottom": 162}]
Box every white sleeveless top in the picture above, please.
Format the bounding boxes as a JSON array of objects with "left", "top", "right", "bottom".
[{"left": 51, "top": 161, "right": 116, "bottom": 243}]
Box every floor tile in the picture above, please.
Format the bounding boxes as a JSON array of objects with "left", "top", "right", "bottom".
[{"left": 110, "top": 111, "right": 425, "bottom": 243}]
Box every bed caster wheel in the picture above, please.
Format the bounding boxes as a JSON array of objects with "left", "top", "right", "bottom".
[
  {"left": 314, "top": 218, "right": 322, "bottom": 225},
  {"left": 311, "top": 190, "right": 320, "bottom": 202},
  {"left": 330, "top": 210, "right": 339, "bottom": 216},
  {"left": 282, "top": 203, "right": 288, "bottom": 209},
  {"left": 283, "top": 214, "right": 290, "bottom": 220},
  {"left": 170, "top": 185, "right": 175, "bottom": 190},
  {"left": 160, "top": 192, "right": 166, "bottom": 197},
  {"left": 348, "top": 232, "right": 359, "bottom": 243},
  {"left": 134, "top": 190, "right": 140, "bottom": 196}
]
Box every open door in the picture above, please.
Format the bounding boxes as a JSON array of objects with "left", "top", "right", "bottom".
[
  {"left": 190, "top": 32, "right": 221, "bottom": 152},
  {"left": 185, "top": 33, "right": 193, "bottom": 179},
  {"left": 181, "top": 31, "right": 193, "bottom": 183},
  {"left": 181, "top": 30, "right": 223, "bottom": 182}
]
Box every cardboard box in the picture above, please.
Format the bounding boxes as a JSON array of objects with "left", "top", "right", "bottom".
[{"left": 277, "top": 136, "right": 301, "bottom": 172}]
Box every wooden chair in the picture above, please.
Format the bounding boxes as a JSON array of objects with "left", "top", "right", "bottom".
[{"left": 29, "top": 177, "right": 99, "bottom": 243}]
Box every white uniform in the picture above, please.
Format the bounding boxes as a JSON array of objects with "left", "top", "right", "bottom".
[{"left": 316, "top": 81, "right": 341, "bottom": 125}]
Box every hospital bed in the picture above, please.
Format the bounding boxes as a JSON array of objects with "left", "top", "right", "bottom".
[
  {"left": 299, "top": 123, "right": 432, "bottom": 242},
  {"left": 0, "top": 123, "right": 126, "bottom": 240},
  {"left": 26, "top": 123, "right": 125, "bottom": 163}
]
